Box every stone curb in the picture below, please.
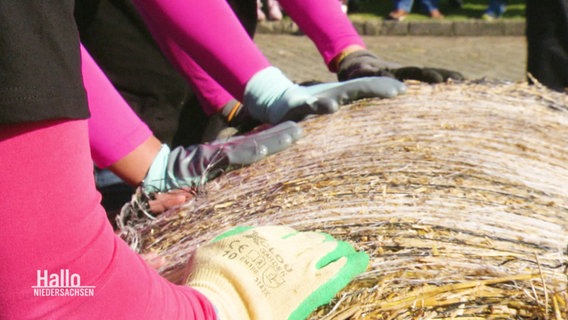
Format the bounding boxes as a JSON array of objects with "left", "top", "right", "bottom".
[{"left": 256, "top": 19, "right": 526, "bottom": 37}]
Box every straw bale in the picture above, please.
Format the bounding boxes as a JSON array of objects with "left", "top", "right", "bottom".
[{"left": 120, "top": 80, "right": 568, "bottom": 319}]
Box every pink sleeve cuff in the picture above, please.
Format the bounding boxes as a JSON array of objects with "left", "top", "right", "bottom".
[{"left": 278, "top": 0, "right": 366, "bottom": 69}]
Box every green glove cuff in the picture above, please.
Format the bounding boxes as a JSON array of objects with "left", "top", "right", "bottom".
[
  {"left": 192, "top": 226, "right": 369, "bottom": 320},
  {"left": 290, "top": 235, "right": 370, "bottom": 320}
]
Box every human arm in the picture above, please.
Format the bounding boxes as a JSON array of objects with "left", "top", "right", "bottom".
[
  {"left": 83, "top": 44, "right": 301, "bottom": 194},
  {"left": 131, "top": 0, "right": 406, "bottom": 125},
  {"left": 0, "top": 1, "right": 217, "bottom": 313},
  {"left": 278, "top": 0, "right": 464, "bottom": 83}
]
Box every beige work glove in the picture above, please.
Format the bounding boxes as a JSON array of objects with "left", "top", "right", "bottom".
[{"left": 186, "top": 226, "right": 369, "bottom": 320}]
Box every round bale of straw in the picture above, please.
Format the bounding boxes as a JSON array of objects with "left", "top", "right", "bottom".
[{"left": 120, "top": 81, "right": 568, "bottom": 319}]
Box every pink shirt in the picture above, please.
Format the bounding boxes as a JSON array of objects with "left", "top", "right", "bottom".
[
  {"left": 133, "top": 0, "right": 365, "bottom": 115},
  {"left": 85, "top": 0, "right": 365, "bottom": 165},
  {"left": 0, "top": 120, "right": 217, "bottom": 319}
]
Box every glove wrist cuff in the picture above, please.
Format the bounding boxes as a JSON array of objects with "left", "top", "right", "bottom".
[
  {"left": 191, "top": 280, "right": 250, "bottom": 320},
  {"left": 243, "top": 66, "right": 296, "bottom": 123},
  {"left": 142, "top": 144, "right": 171, "bottom": 191},
  {"left": 328, "top": 45, "right": 366, "bottom": 72},
  {"left": 220, "top": 99, "right": 243, "bottom": 124}
]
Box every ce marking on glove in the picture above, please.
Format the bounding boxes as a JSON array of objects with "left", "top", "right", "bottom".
[{"left": 223, "top": 240, "right": 249, "bottom": 259}]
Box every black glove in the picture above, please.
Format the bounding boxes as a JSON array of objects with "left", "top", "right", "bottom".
[
  {"left": 337, "top": 50, "right": 464, "bottom": 83},
  {"left": 392, "top": 66, "right": 465, "bottom": 83},
  {"left": 201, "top": 99, "right": 261, "bottom": 143},
  {"left": 143, "top": 121, "right": 302, "bottom": 191},
  {"left": 337, "top": 50, "right": 400, "bottom": 81}
]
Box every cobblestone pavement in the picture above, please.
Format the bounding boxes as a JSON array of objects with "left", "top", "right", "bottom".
[{"left": 254, "top": 34, "right": 527, "bottom": 84}]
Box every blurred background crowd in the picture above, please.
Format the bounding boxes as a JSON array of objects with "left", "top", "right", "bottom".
[{"left": 257, "top": 0, "right": 522, "bottom": 21}]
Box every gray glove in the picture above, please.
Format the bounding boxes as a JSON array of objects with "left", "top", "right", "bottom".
[
  {"left": 202, "top": 69, "right": 406, "bottom": 142},
  {"left": 244, "top": 67, "right": 407, "bottom": 124},
  {"left": 337, "top": 50, "right": 465, "bottom": 83},
  {"left": 143, "top": 121, "right": 302, "bottom": 191}
]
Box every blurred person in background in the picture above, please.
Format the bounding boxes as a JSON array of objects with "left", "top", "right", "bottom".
[
  {"left": 257, "top": 0, "right": 283, "bottom": 21},
  {"left": 526, "top": 0, "right": 568, "bottom": 92},
  {"left": 389, "top": 0, "right": 445, "bottom": 21},
  {"left": 482, "top": 0, "right": 507, "bottom": 20}
]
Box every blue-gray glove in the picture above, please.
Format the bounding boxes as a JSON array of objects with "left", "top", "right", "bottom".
[
  {"left": 243, "top": 66, "right": 407, "bottom": 124},
  {"left": 143, "top": 121, "right": 302, "bottom": 191}
]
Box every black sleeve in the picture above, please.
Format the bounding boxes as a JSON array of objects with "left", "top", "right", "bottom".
[
  {"left": 0, "top": 1, "right": 89, "bottom": 124},
  {"left": 526, "top": 0, "right": 568, "bottom": 92}
]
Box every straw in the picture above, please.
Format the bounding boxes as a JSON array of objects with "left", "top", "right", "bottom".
[{"left": 120, "top": 80, "right": 568, "bottom": 319}]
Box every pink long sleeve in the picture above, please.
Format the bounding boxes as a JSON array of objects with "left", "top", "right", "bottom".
[
  {"left": 82, "top": 46, "right": 154, "bottom": 168},
  {"left": 278, "top": 0, "right": 366, "bottom": 68},
  {"left": 132, "top": 0, "right": 271, "bottom": 103},
  {"left": 158, "top": 41, "right": 235, "bottom": 116},
  {"left": 132, "top": 0, "right": 365, "bottom": 115},
  {"left": 0, "top": 120, "right": 216, "bottom": 319}
]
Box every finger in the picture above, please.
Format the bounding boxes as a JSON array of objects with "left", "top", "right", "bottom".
[
  {"left": 316, "top": 250, "right": 369, "bottom": 280},
  {"left": 426, "top": 68, "right": 465, "bottom": 81},
  {"left": 225, "top": 121, "right": 303, "bottom": 165},
  {"left": 141, "top": 252, "right": 167, "bottom": 270},
  {"left": 254, "top": 121, "right": 303, "bottom": 155},
  {"left": 316, "top": 240, "right": 357, "bottom": 268},
  {"left": 420, "top": 69, "right": 445, "bottom": 83},
  {"left": 217, "top": 121, "right": 300, "bottom": 145},
  {"left": 393, "top": 66, "right": 442, "bottom": 82},
  {"left": 315, "top": 77, "right": 407, "bottom": 103},
  {"left": 255, "top": 225, "right": 299, "bottom": 240},
  {"left": 148, "top": 190, "right": 193, "bottom": 214},
  {"left": 278, "top": 96, "right": 339, "bottom": 123},
  {"left": 289, "top": 247, "right": 369, "bottom": 320},
  {"left": 343, "top": 66, "right": 398, "bottom": 81},
  {"left": 201, "top": 113, "right": 235, "bottom": 143}
]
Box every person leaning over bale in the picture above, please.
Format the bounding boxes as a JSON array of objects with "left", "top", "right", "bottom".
[
  {"left": 136, "top": 0, "right": 464, "bottom": 142},
  {"left": 77, "top": 0, "right": 463, "bottom": 150},
  {"left": 526, "top": 0, "right": 568, "bottom": 92},
  {"left": 82, "top": 0, "right": 408, "bottom": 213},
  {"left": 0, "top": 1, "right": 408, "bottom": 318},
  {"left": 82, "top": 46, "right": 404, "bottom": 213}
]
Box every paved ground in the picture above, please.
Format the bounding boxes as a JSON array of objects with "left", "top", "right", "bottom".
[{"left": 254, "top": 33, "right": 527, "bottom": 84}]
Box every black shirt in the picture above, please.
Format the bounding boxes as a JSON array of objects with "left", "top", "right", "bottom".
[{"left": 0, "top": 1, "right": 89, "bottom": 124}]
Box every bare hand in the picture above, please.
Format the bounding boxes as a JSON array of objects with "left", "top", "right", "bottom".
[{"left": 147, "top": 188, "right": 195, "bottom": 214}]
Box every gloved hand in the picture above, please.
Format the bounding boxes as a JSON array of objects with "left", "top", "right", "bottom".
[
  {"left": 186, "top": 226, "right": 369, "bottom": 320},
  {"left": 337, "top": 49, "right": 465, "bottom": 83},
  {"left": 201, "top": 99, "right": 262, "bottom": 143},
  {"left": 244, "top": 66, "right": 407, "bottom": 124},
  {"left": 142, "top": 121, "right": 302, "bottom": 191}
]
